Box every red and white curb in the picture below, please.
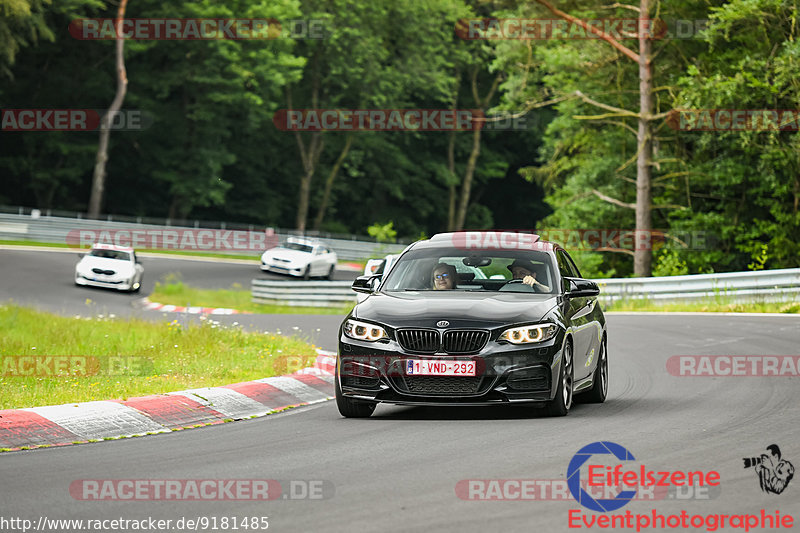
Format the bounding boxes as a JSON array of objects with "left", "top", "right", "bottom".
[
  {"left": 138, "top": 297, "right": 245, "bottom": 315},
  {"left": 0, "top": 352, "right": 337, "bottom": 452}
]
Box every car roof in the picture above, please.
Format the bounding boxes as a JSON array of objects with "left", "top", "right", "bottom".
[
  {"left": 413, "top": 231, "right": 556, "bottom": 252},
  {"left": 285, "top": 237, "right": 321, "bottom": 246},
  {"left": 91, "top": 243, "right": 134, "bottom": 253}
]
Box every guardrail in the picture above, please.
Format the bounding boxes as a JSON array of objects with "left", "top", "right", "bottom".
[
  {"left": 252, "top": 280, "right": 358, "bottom": 308},
  {"left": 0, "top": 212, "right": 406, "bottom": 261},
  {"left": 250, "top": 269, "right": 800, "bottom": 308},
  {"left": 597, "top": 268, "right": 800, "bottom": 304}
]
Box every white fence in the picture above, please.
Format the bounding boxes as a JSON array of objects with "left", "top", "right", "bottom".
[{"left": 250, "top": 269, "right": 800, "bottom": 308}]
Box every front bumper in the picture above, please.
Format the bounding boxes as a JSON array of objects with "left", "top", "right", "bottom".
[
  {"left": 337, "top": 333, "right": 564, "bottom": 406},
  {"left": 75, "top": 274, "right": 134, "bottom": 291},
  {"left": 260, "top": 263, "right": 303, "bottom": 276}
]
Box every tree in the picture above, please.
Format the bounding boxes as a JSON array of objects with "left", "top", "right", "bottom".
[
  {"left": 530, "top": 0, "right": 667, "bottom": 276},
  {"left": 671, "top": 0, "right": 800, "bottom": 271},
  {"left": 87, "top": 0, "right": 128, "bottom": 219},
  {"left": 287, "top": 0, "right": 462, "bottom": 232}
]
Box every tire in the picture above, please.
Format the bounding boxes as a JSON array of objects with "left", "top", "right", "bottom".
[
  {"left": 326, "top": 264, "right": 335, "bottom": 280},
  {"left": 335, "top": 377, "right": 376, "bottom": 418},
  {"left": 302, "top": 266, "right": 311, "bottom": 281},
  {"left": 545, "top": 340, "right": 573, "bottom": 417},
  {"left": 578, "top": 337, "right": 608, "bottom": 404}
]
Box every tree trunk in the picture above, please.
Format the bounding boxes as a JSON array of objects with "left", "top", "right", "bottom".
[
  {"left": 88, "top": 0, "right": 128, "bottom": 219},
  {"left": 446, "top": 130, "right": 456, "bottom": 231},
  {"left": 454, "top": 126, "right": 482, "bottom": 230},
  {"left": 290, "top": 55, "right": 324, "bottom": 233},
  {"left": 294, "top": 131, "right": 323, "bottom": 233},
  {"left": 634, "top": 0, "right": 653, "bottom": 277},
  {"left": 452, "top": 69, "right": 501, "bottom": 230},
  {"left": 312, "top": 134, "right": 353, "bottom": 230}
]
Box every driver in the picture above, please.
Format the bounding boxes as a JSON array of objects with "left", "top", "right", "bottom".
[
  {"left": 432, "top": 263, "right": 457, "bottom": 290},
  {"left": 508, "top": 259, "right": 551, "bottom": 292}
]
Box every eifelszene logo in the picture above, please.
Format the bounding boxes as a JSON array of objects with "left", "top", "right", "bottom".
[
  {"left": 744, "top": 444, "right": 795, "bottom": 495},
  {"left": 567, "top": 441, "right": 638, "bottom": 512}
]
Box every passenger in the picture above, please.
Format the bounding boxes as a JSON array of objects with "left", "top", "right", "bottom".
[
  {"left": 432, "top": 263, "right": 457, "bottom": 290},
  {"left": 508, "top": 259, "right": 551, "bottom": 292}
]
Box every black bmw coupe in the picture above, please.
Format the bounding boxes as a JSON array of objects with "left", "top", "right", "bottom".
[{"left": 336, "top": 231, "right": 607, "bottom": 417}]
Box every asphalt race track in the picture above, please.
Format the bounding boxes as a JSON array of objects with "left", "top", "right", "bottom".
[
  {"left": 0, "top": 248, "right": 354, "bottom": 346},
  {"left": 1, "top": 248, "right": 800, "bottom": 532}
]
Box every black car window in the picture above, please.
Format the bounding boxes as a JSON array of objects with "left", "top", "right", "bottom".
[
  {"left": 561, "top": 250, "right": 583, "bottom": 278},
  {"left": 90, "top": 249, "right": 130, "bottom": 261},
  {"left": 556, "top": 250, "right": 578, "bottom": 278},
  {"left": 381, "top": 248, "right": 556, "bottom": 293}
]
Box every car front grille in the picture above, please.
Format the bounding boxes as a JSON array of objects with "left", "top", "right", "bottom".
[
  {"left": 396, "top": 329, "right": 488, "bottom": 354},
  {"left": 396, "top": 329, "right": 439, "bottom": 353},
  {"left": 443, "top": 330, "right": 489, "bottom": 354},
  {"left": 402, "top": 376, "right": 483, "bottom": 395},
  {"left": 92, "top": 268, "right": 115, "bottom": 275}
]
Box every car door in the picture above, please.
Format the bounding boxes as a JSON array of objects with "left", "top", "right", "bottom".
[
  {"left": 310, "top": 246, "right": 323, "bottom": 276},
  {"left": 566, "top": 250, "right": 603, "bottom": 379},
  {"left": 315, "top": 246, "right": 332, "bottom": 275},
  {"left": 557, "top": 249, "right": 594, "bottom": 379},
  {"left": 132, "top": 252, "right": 144, "bottom": 282}
]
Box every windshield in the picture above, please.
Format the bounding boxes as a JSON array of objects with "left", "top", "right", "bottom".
[
  {"left": 381, "top": 247, "right": 557, "bottom": 294},
  {"left": 283, "top": 242, "right": 313, "bottom": 253},
  {"left": 89, "top": 249, "right": 131, "bottom": 261}
]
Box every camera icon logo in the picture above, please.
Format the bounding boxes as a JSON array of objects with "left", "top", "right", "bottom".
[{"left": 743, "top": 444, "right": 794, "bottom": 495}]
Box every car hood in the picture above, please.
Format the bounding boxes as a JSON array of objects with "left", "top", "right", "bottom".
[
  {"left": 264, "top": 249, "right": 311, "bottom": 263},
  {"left": 77, "top": 257, "right": 134, "bottom": 274},
  {"left": 353, "top": 291, "right": 559, "bottom": 329}
]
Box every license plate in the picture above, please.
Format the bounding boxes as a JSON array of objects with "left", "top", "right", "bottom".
[{"left": 406, "top": 360, "right": 476, "bottom": 376}]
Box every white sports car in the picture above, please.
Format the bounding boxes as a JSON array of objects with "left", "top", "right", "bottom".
[
  {"left": 260, "top": 238, "right": 337, "bottom": 280},
  {"left": 75, "top": 243, "right": 144, "bottom": 292}
]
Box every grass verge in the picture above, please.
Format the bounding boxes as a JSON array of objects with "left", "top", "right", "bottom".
[
  {"left": 149, "top": 277, "right": 353, "bottom": 315},
  {"left": 0, "top": 304, "right": 320, "bottom": 410},
  {"left": 604, "top": 295, "right": 800, "bottom": 313}
]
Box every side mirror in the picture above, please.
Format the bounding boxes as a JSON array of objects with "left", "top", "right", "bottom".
[
  {"left": 351, "top": 274, "right": 381, "bottom": 294},
  {"left": 566, "top": 277, "right": 600, "bottom": 298}
]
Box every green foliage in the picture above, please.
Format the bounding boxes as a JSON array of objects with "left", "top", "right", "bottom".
[
  {"left": 367, "top": 221, "right": 397, "bottom": 243},
  {"left": 2, "top": 0, "right": 798, "bottom": 273},
  {"left": 748, "top": 244, "right": 769, "bottom": 271},
  {"left": 653, "top": 250, "right": 690, "bottom": 277}
]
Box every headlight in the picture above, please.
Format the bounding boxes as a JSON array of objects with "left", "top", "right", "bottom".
[
  {"left": 344, "top": 319, "right": 388, "bottom": 342},
  {"left": 498, "top": 323, "right": 558, "bottom": 344}
]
